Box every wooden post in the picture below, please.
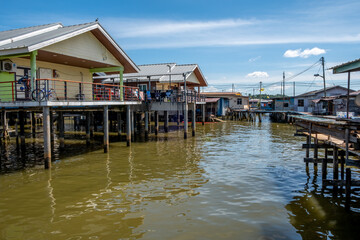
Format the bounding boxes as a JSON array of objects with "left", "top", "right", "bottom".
[
  {"left": 322, "top": 148, "right": 328, "bottom": 185},
  {"left": 177, "top": 110, "right": 180, "bottom": 128},
  {"left": 258, "top": 113, "right": 262, "bottom": 122},
  {"left": 345, "top": 168, "right": 351, "bottom": 211},
  {"left": 164, "top": 111, "right": 169, "bottom": 133},
  {"left": 2, "top": 110, "right": 8, "bottom": 142},
  {"left": 155, "top": 111, "right": 159, "bottom": 135},
  {"left": 314, "top": 133, "right": 318, "bottom": 168},
  {"left": 131, "top": 111, "right": 135, "bottom": 140},
  {"left": 202, "top": 104, "right": 205, "bottom": 125},
  {"left": 43, "top": 107, "right": 51, "bottom": 169},
  {"left": 184, "top": 103, "right": 188, "bottom": 139},
  {"left": 19, "top": 110, "right": 25, "bottom": 148},
  {"left": 306, "top": 123, "right": 311, "bottom": 168},
  {"left": 15, "top": 113, "right": 19, "bottom": 151},
  {"left": 50, "top": 111, "right": 54, "bottom": 142},
  {"left": 126, "top": 105, "right": 131, "bottom": 146},
  {"left": 117, "top": 112, "right": 122, "bottom": 140},
  {"left": 58, "top": 112, "right": 65, "bottom": 149},
  {"left": 90, "top": 112, "right": 94, "bottom": 138},
  {"left": 86, "top": 112, "right": 91, "bottom": 146},
  {"left": 144, "top": 111, "right": 149, "bottom": 138},
  {"left": 341, "top": 152, "right": 345, "bottom": 180},
  {"left": 333, "top": 146, "right": 339, "bottom": 180},
  {"left": 192, "top": 103, "right": 196, "bottom": 137},
  {"left": 31, "top": 112, "right": 36, "bottom": 137},
  {"left": 103, "top": 106, "right": 109, "bottom": 153}
]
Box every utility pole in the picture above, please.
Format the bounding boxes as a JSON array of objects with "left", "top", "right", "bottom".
[
  {"left": 282, "top": 72, "right": 285, "bottom": 111},
  {"left": 293, "top": 82, "right": 295, "bottom": 97},
  {"left": 259, "top": 81, "right": 262, "bottom": 110},
  {"left": 321, "top": 56, "right": 326, "bottom": 97}
]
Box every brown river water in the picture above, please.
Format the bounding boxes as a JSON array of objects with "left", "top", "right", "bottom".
[{"left": 1, "top": 117, "right": 360, "bottom": 239}]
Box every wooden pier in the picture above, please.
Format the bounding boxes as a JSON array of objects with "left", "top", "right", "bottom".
[{"left": 293, "top": 115, "right": 360, "bottom": 210}]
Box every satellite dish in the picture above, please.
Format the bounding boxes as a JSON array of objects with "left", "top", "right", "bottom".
[{"left": 355, "top": 94, "right": 360, "bottom": 107}]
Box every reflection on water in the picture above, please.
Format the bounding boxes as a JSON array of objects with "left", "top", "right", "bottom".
[{"left": 0, "top": 117, "right": 360, "bottom": 239}]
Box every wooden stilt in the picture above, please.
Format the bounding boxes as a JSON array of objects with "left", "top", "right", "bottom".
[
  {"left": 164, "top": 111, "right": 169, "bottom": 133},
  {"left": 31, "top": 112, "right": 36, "bottom": 137},
  {"left": 345, "top": 168, "right": 351, "bottom": 211},
  {"left": 202, "top": 104, "right": 205, "bottom": 125},
  {"left": 144, "top": 111, "right": 149, "bottom": 138},
  {"left": 131, "top": 111, "right": 135, "bottom": 140},
  {"left": 314, "top": 133, "right": 318, "bottom": 168},
  {"left": 184, "top": 103, "right": 188, "bottom": 139},
  {"left": 341, "top": 153, "right": 345, "bottom": 180},
  {"left": 117, "top": 112, "right": 122, "bottom": 140},
  {"left": 192, "top": 103, "right": 196, "bottom": 137},
  {"left": 322, "top": 148, "right": 328, "bottom": 186},
  {"left": 155, "top": 111, "right": 159, "bottom": 136},
  {"left": 58, "top": 112, "right": 65, "bottom": 149},
  {"left": 43, "top": 107, "right": 51, "bottom": 169},
  {"left": 177, "top": 110, "right": 180, "bottom": 128},
  {"left": 126, "top": 105, "right": 131, "bottom": 146},
  {"left": 86, "top": 112, "right": 91, "bottom": 146},
  {"left": 103, "top": 106, "right": 109, "bottom": 153}
]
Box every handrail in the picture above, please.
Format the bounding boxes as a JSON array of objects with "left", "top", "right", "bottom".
[{"left": 35, "top": 78, "right": 139, "bottom": 89}]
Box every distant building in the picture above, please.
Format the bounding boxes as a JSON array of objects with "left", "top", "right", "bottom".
[
  {"left": 294, "top": 86, "right": 352, "bottom": 113},
  {"left": 271, "top": 97, "right": 294, "bottom": 111},
  {"left": 202, "top": 92, "right": 249, "bottom": 116},
  {"left": 249, "top": 99, "right": 272, "bottom": 110}
]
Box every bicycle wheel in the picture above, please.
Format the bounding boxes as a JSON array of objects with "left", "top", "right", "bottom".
[
  {"left": 32, "top": 89, "right": 45, "bottom": 101},
  {"left": 47, "top": 89, "right": 58, "bottom": 101}
]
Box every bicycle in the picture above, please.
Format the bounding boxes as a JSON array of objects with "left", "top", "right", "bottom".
[{"left": 32, "top": 87, "right": 58, "bottom": 101}]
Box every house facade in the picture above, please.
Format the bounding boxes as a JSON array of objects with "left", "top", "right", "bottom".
[
  {"left": 0, "top": 21, "right": 140, "bottom": 105},
  {"left": 294, "top": 86, "right": 352, "bottom": 113},
  {"left": 202, "top": 92, "right": 249, "bottom": 116}
]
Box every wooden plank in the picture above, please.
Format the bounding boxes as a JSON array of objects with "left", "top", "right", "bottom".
[
  {"left": 302, "top": 143, "right": 332, "bottom": 149},
  {"left": 304, "top": 158, "right": 333, "bottom": 163},
  {"left": 296, "top": 121, "right": 357, "bottom": 143}
]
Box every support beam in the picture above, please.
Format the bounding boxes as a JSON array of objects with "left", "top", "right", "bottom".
[
  {"left": 86, "top": 112, "right": 91, "bottom": 146},
  {"left": 144, "top": 111, "right": 149, "bottom": 138},
  {"left": 131, "top": 111, "right": 135, "bottom": 140},
  {"left": 19, "top": 110, "right": 25, "bottom": 147},
  {"left": 30, "top": 51, "right": 37, "bottom": 93},
  {"left": 177, "top": 110, "right": 181, "bottom": 128},
  {"left": 345, "top": 168, "right": 351, "bottom": 211},
  {"left": 31, "top": 112, "right": 36, "bottom": 137},
  {"left": 43, "top": 107, "right": 51, "bottom": 169},
  {"left": 202, "top": 104, "right": 205, "bottom": 125},
  {"left": 192, "top": 103, "right": 196, "bottom": 137},
  {"left": 126, "top": 105, "right": 131, "bottom": 146},
  {"left": 184, "top": 103, "right": 188, "bottom": 139},
  {"left": 103, "top": 106, "right": 109, "bottom": 153},
  {"left": 58, "top": 112, "right": 65, "bottom": 149},
  {"left": 333, "top": 146, "right": 339, "bottom": 180},
  {"left": 155, "top": 111, "right": 159, "bottom": 135},
  {"left": 164, "top": 111, "right": 169, "bottom": 133},
  {"left": 117, "top": 112, "right": 122, "bottom": 140}
]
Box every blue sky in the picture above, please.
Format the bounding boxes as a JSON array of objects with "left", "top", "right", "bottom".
[{"left": 1, "top": 0, "right": 360, "bottom": 95}]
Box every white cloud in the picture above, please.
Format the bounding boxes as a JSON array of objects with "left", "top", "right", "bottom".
[
  {"left": 284, "top": 47, "right": 326, "bottom": 58},
  {"left": 246, "top": 71, "right": 269, "bottom": 78},
  {"left": 249, "top": 56, "right": 261, "bottom": 62}
]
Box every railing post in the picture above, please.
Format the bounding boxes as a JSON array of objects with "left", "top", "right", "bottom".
[{"left": 64, "top": 81, "right": 67, "bottom": 100}]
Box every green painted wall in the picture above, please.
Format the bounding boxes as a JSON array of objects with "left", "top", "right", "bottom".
[{"left": 0, "top": 72, "right": 15, "bottom": 102}]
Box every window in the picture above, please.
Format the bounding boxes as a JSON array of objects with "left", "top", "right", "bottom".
[
  {"left": 284, "top": 102, "right": 289, "bottom": 107},
  {"left": 298, "top": 99, "right": 304, "bottom": 107},
  {"left": 237, "top": 98, "right": 242, "bottom": 105},
  {"left": 139, "top": 84, "right": 147, "bottom": 91}
]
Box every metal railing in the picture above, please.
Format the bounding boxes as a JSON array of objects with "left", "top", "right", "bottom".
[
  {"left": 143, "top": 89, "right": 205, "bottom": 103},
  {"left": 0, "top": 78, "right": 141, "bottom": 102}
]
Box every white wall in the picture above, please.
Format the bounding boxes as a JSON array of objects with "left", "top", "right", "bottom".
[{"left": 42, "top": 32, "right": 121, "bottom": 67}]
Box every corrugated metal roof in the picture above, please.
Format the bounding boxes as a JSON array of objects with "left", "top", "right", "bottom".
[
  {"left": 295, "top": 85, "right": 352, "bottom": 97},
  {"left": 330, "top": 58, "right": 360, "bottom": 72},
  {"left": 0, "top": 22, "right": 62, "bottom": 43},
  {"left": 202, "top": 92, "right": 245, "bottom": 97},
  {"left": 0, "top": 21, "right": 139, "bottom": 73},
  {"left": 0, "top": 22, "right": 96, "bottom": 51}
]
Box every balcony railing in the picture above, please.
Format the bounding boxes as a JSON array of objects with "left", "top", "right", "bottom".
[
  {"left": 144, "top": 89, "right": 205, "bottom": 103},
  {"left": 0, "top": 78, "right": 140, "bottom": 103}
]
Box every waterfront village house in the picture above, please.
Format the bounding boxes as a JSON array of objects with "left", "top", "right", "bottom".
[
  {"left": 201, "top": 92, "right": 249, "bottom": 116},
  {"left": 0, "top": 21, "right": 138, "bottom": 102},
  {"left": 272, "top": 97, "right": 294, "bottom": 111},
  {"left": 332, "top": 90, "right": 360, "bottom": 116},
  {"left": 95, "top": 63, "right": 208, "bottom": 102},
  {"left": 293, "top": 86, "right": 352, "bottom": 113},
  {"left": 249, "top": 99, "right": 272, "bottom": 110}
]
